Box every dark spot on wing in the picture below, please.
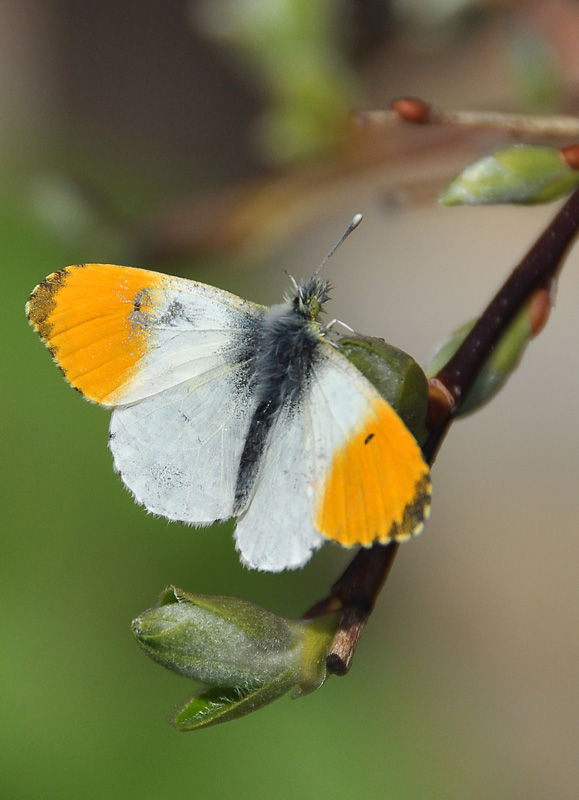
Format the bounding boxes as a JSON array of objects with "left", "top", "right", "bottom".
[
  {"left": 132, "top": 293, "right": 143, "bottom": 313},
  {"left": 159, "top": 299, "right": 187, "bottom": 325},
  {"left": 129, "top": 288, "right": 154, "bottom": 331},
  {"left": 364, "top": 432, "right": 375, "bottom": 444}
]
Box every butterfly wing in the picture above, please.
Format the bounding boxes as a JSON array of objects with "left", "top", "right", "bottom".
[
  {"left": 234, "top": 341, "right": 431, "bottom": 571},
  {"left": 309, "top": 344, "right": 431, "bottom": 546},
  {"left": 109, "top": 362, "right": 258, "bottom": 524},
  {"left": 234, "top": 401, "right": 324, "bottom": 571},
  {"left": 26, "top": 263, "right": 264, "bottom": 406},
  {"left": 27, "top": 263, "right": 264, "bottom": 523}
]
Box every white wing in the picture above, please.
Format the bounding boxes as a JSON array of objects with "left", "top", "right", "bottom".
[
  {"left": 104, "top": 270, "right": 264, "bottom": 523},
  {"left": 234, "top": 400, "right": 324, "bottom": 571},
  {"left": 109, "top": 359, "right": 257, "bottom": 523},
  {"left": 110, "top": 273, "right": 264, "bottom": 406},
  {"left": 233, "top": 344, "right": 355, "bottom": 572}
]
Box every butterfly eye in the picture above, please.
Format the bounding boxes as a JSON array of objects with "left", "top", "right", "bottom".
[{"left": 309, "top": 296, "right": 321, "bottom": 319}]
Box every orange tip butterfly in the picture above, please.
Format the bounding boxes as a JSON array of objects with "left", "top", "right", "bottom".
[{"left": 26, "top": 215, "right": 430, "bottom": 571}]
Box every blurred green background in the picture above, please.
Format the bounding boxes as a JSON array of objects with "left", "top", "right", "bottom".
[{"left": 3, "top": 2, "right": 579, "bottom": 798}]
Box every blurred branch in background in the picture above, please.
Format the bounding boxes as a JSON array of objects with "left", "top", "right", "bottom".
[
  {"left": 136, "top": 0, "right": 579, "bottom": 262},
  {"left": 8, "top": 0, "right": 579, "bottom": 266},
  {"left": 138, "top": 99, "right": 579, "bottom": 262}
]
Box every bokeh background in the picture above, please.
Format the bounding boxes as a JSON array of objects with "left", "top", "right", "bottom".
[{"left": 3, "top": 1, "right": 579, "bottom": 798}]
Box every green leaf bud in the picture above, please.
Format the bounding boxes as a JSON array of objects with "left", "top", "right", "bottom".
[
  {"left": 133, "top": 586, "right": 300, "bottom": 689},
  {"left": 173, "top": 614, "right": 338, "bottom": 731},
  {"left": 440, "top": 144, "right": 579, "bottom": 206},
  {"left": 133, "top": 587, "right": 339, "bottom": 730}
]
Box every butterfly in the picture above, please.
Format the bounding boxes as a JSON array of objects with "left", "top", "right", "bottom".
[{"left": 26, "top": 221, "right": 430, "bottom": 571}]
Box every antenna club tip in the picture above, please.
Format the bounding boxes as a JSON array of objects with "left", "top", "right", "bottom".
[{"left": 311, "top": 213, "right": 363, "bottom": 277}]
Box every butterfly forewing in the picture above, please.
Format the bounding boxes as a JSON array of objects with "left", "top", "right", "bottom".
[
  {"left": 309, "top": 345, "right": 431, "bottom": 547},
  {"left": 26, "top": 264, "right": 265, "bottom": 406},
  {"left": 28, "top": 263, "right": 266, "bottom": 525}
]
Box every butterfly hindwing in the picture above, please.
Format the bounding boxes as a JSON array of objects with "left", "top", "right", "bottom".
[
  {"left": 234, "top": 400, "right": 324, "bottom": 571},
  {"left": 109, "top": 359, "right": 257, "bottom": 524}
]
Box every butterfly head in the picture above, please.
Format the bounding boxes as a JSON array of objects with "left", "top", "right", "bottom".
[
  {"left": 287, "top": 214, "right": 361, "bottom": 323},
  {"left": 291, "top": 275, "right": 330, "bottom": 322}
]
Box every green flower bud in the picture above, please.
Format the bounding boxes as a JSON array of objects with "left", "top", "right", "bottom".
[
  {"left": 339, "top": 335, "right": 429, "bottom": 443},
  {"left": 440, "top": 145, "right": 579, "bottom": 206},
  {"left": 133, "top": 587, "right": 339, "bottom": 730},
  {"left": 134, "top": 586, "right": 298, "bottom": 688}
]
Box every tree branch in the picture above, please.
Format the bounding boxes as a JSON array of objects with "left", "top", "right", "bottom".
[
  {"left": 306, "top": 187, "right": 579, "bottom": 674},
  {"left": 360, "top": 97, "right": 579, "bottom": 139}
]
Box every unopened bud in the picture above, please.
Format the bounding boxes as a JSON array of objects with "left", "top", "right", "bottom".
[
  {"left": 440, "top": 144, "right": 579, "bottom": 206},
  {"left": 133, "top": 587, "right": 339, "bottom": 730},
  {"left": 133, "top": 587, "right": 300, "bottom": 689}
]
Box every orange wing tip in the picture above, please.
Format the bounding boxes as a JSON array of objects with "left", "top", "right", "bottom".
[
  {"left": 321, "top": 473, "right": 432, "bottom": 550},
  {"left": 314, "top": 397, "right": 432, "bottom": 548},
  {"left": 27, "top": 264, "right": 163, "bottom": 405}
]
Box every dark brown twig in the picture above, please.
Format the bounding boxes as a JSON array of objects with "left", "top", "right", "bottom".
[{"left": 306, "top": 187, "right": 579, "bottom": 674}]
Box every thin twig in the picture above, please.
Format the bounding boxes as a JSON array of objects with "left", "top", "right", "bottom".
[
  {"left": 358, "top": 98, "right": 579, "bottom": 139},
  {"left": 306, "top": 187, "right": 579, "bottom": 675}
]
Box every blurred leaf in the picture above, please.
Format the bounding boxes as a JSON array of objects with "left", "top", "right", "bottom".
[
  {"left": 440, "top": 144, "right": 579, "bottom": 206},
  {"left": 510, "top": 28, "right": 563, "bottom": 113},
  {"left": 195, "top": 0, "right": 360, "bottom": 164},
  {"left": 426, "top": 304, "right": 533, "bottom": 415}
]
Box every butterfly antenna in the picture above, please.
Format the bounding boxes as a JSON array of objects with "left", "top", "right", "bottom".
[{"left": 312, "top": 213, "right": 363, "bottom": 277}]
